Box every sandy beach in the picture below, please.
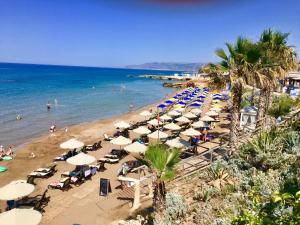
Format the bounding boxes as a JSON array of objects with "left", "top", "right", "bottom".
[
  {"left": 0, "top": 88, "right": 183, "bottom": 224},
  {"left": 0, "top": 80, "right": 228, "bottom": 225}
]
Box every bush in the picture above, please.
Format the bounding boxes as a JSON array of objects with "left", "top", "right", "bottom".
[
  {"left": 267, "top": 95, "right": 294, "bottom": 119},
  {"left": 164, "top": 192, "right": 188, "bottom": 225}
]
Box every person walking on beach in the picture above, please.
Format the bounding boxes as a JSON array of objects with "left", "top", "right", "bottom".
[
  {"left": 0, "top": 145, "right": 4, "bottom": 157},
  {"left": 50, "top": 124, "right": 56, "bottom": 133},
  {"left": 46, "top": 101, "right": 51, "bottom": 111}
]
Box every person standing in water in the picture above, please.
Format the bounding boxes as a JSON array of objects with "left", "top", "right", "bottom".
[{"left": 46, "top": 102, "right": 51, "bottom": 111}]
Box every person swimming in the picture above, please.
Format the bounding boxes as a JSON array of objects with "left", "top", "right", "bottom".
[
  {"left": 46, "top": 102, "right": 51, "bottom": 111},
  {"left": 16, "top": 114, "right": 22, "bottom": 120}
]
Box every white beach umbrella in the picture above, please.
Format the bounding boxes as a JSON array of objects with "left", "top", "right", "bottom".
[
  {"left": 124, "top": 142, "right": 147, "bottom": 154},
  {"left": 183, "top": 112, "right": 197, "bottom": 119},
  {"left": 191, "top": 121, "right": 208, "bottom": 128},
  {"left": 114, "top": 121, "right": 131, "bottom": 129},
  {"left": 181, "top": 128, "right": 201, "bottom": 137},
  {"left": 175, "top": 116, "right": 191, "bottom": 124},
  {"left": 110, "top": 136, "right": 132, "bottom": 146},
  {"left": 175, "top": 108, "right": 185, "bottom": 113},
  {"left": 139, "top": 110, "right": 152, "bottom": 117},
  {"left": 0, "top": 209, "right": 42, "bottom": 225},
  {"left": 66, "top": 153, "right": 96, "bottom": 166},
  {"left": 191, "top": 108, "right": 202, "bottom": 115},
  {"left": 168, "top": 110, "right": 181, "bottom": 117},
  {"left": 163, "top": 122, "right": 181, "bottom": 131},
  {"left": 147, "top": 119, "right": 163, "bottom": 126},
  {"left": 60, "top": 138, "right": 84, "bottom": 149},
  {"left": 206, "top": 111, "right": 219, "bottom": 117},
  {"left": 148, "top": 130, "right": 169, "bottom": 139},
  {"left": 160, "top": 114, "right": 172, "bottom": 121},
  {"left": 211, "top": 107, "right": 222, "bottom": 112},
  {"left": 200, "top": 116, "right": 215, "bottom": 122},
  {"left": 133, "top": 126, "right": 151, "bottom": 135},
  {"left": 0, "top": 182, "right": 35, "bottom": 200},
  {"left": 166, "top": 138, "right": 190, "bottom": 149}
]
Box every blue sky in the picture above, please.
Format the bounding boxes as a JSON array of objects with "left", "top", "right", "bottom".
[{"left": 0, "top": 0, "right": 299, "bottom": 67}]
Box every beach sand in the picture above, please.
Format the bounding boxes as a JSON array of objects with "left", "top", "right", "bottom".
[
  {"left": 0, "top": 88, "right": 182, "bottom": 224},
  {"left": 0, "top": 80, "right": 226, "bottom": 225}
]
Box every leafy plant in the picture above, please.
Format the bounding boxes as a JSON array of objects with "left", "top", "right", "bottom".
[
  {"left": 139, "top": 144, "right": 180, "bottom": 223},
  {"left": 164, "top": 192, "right": 188, "bottom": 225},
  {"left": 267, "top": 94, "right": 294, "bottom": 119}
]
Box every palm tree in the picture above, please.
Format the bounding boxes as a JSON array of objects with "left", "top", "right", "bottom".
[
  {"left": 202, "top": 63, "right": 228, "bottom": 90},
  {"left": 140, "top": 144, "right": 180, "bottom": 223},
  {"left": 257, "top": 29, "right": 298, "bottom": 125},
  {"left": 215, "top": 37, "right": 262, "bottom": 149}
]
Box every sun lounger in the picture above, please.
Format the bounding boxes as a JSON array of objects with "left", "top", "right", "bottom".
[
  {"left": 90, "top": 162, "right": 106, "bottom": 171},
  {"left": 98, "top": 157, "right": 119, "bottom": 164},
  {"left": 29, "top": 171, "right": 53, "bottom": 178},
  {"left": 35, "top": 164, "right": 56, "bottom": 173},
  {"left": 83, "top": 169, "right": 92, "bottom": 179},
  {"left": 18, "top": 189, "right": 49, "bottom": 212},
  {"left": 70, "top": 176, "right": 84, "bottom": 186},
  {"left": 48, "top": 177, "right": 71, "bottom": 190},
  {"left": 103, "top": 133, "right": 113, "bottom": 141},
  {"left": 86, "top": 143, "right": 96, "bottom": 151},
  {"left": 104, "top": 154, "right": 119, "bottom": 159}
]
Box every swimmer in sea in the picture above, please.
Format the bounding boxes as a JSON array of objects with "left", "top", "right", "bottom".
[
  {"left": 47, "top": 102, "right": 51, "bottom": 111},
  {"left": 16, "top": 114, "right": 22, "bottom": 120}
]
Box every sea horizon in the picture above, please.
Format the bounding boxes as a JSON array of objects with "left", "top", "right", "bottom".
[{"left": 0, "top": 63, "right": 177, "bottom": 147}]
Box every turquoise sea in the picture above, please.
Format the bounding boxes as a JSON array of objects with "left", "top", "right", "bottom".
[{"left": 0, "top": 63, "right": 177, "bottom": 147}]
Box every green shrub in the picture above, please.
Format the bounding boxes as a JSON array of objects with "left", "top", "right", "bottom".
[
  {"left": 267, "top": 95, "right": 294, "bottom": 119},
  {"left": 164, "top": 192, "right": 188, "bottom": 225}
]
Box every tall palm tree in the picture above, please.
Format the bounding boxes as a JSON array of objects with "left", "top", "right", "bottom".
[
  {"left": 140, "top": 144, "right": 180, "bottom": 224},
  {"left": 202, "top": 63, "right": 228, "bottom": 90},
  {"left": 257, "top": 29, "right": 298, "bottom": 125},
  {"left": 215, "top": 37, "right": 262, "bottom": 148}
]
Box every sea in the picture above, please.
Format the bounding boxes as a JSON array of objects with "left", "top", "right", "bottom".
[{"left": 0, "top": 63, "right": 177, "bottom": 147}]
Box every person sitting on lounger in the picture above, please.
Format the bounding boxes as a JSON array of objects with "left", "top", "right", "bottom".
[
  {"left": 202, "top": 128, "right": 208, "bottom": 142},
  {"left": 113, "top": 128, "right": 121, "bottom": 137},
  {"left": 5, "top": 146, "right": 13, "bottom": 156},
  {"left": 191, "top": 136, "right": 199, "bottom": 146}
]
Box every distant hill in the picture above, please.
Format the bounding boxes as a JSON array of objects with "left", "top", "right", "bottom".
[{"left": 126, "top": 62, "right": 205, "bottom": 72}]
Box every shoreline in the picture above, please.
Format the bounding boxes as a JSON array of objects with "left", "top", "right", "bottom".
[
  {"left": 0, "top": 88, "right": 180, "bottom": 186},
  {"left": 13, "top": 89, "right": 176, "bottom": 152}
]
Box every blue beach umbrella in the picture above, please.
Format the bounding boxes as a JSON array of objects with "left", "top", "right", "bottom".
[
  {"left": 158, "top": 104, "right": 167, "bottom": 109},
  {"left": 178, "top": 101, "right": 186, "bottom": 105},
  {"left": 183, "top": 97, "right": 192, "bottom": 101},
  {"left": 165, "top": 100, "right": 173, "bottom": 104},
  {"left": 190, "top": 103, "right": 201, "bottom": 107},
  {"left": 195, "top": 99, "right": 204, "bottom": 103},
  {"left": 198, "top": 95, "right": 206, "bottom": 99},
  {"left": 213, "top": 97, "right": 222, "bottom": 100}
]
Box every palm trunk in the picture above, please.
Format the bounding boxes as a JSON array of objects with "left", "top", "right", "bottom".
[
  {"left": 153, "top": 181, "right": 166, "bottom": 225},
  {"left": 257, "top": 87, "right": 268, "bottom": 128},
  {"left": 230, "top": 81, "right": 243, "bottom": 151}
]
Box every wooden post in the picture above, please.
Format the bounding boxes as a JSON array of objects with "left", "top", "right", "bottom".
[{"left": 131, "top": 180, "right": 141, "bottom": 212}]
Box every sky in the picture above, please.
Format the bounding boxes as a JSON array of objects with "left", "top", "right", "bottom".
[{"left": 0, "top": 0, "right": 299, "bottom": 67}]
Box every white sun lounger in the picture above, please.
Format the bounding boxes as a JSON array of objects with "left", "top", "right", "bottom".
[{"left": 98, "top": 158, "right": 119, "bottom": 164}]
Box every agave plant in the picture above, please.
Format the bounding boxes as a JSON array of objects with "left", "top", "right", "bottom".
[{"left": 208, "top": 162, "right": 236, "bottom": 190}]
